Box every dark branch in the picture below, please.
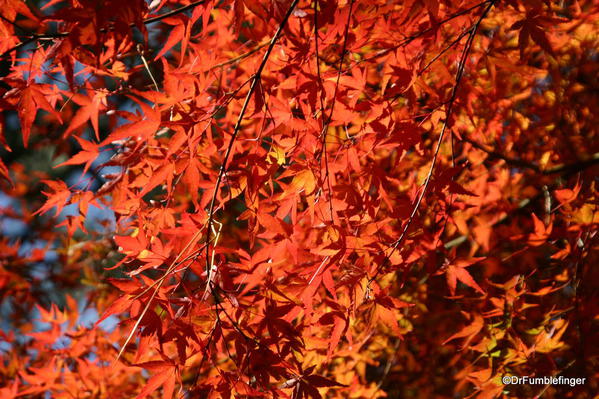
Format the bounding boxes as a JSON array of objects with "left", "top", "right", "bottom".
[
  {"left": 208, "top": 40, "right": 269, "bottom": 71},
  {"left": 464, "top": 136, "right": 599, "bottom": 175},
  {"left": 444, "top": 151, "right": 599, "bottom": 250},
  {"left": 356, "top": 0, "right": 493, "bottom": 68},
  {"left": 203, "top": 0, "right": 300, "bottom": 297},
  {"left": 370, "top": 0, "right": 497, "bottom": 283},
  {"left": 317, "top": 0, "right": 354, "bottom": 226},
  {"left": 142, "top": 0, "right": 208, "bottom": 25},
  {"left": 0, "top": 0, "right": 208, "bottom": 60},
  {"left": 463, "top": 136, "right": 543, "bottom": 173}
]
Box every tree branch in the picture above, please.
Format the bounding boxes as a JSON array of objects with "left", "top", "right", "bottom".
[
  {"left": 544, "top": 152, "right": 599, "bottom": 175},
  {"left": 444, "top": 151, "right": 599, "bottom": 250},
  {"left": 0, "top": 0, "right": 208, "bottom": 60},
  {"left": 203, "top": 0, "right": 299, "bottom": 298},
  {"left": 370, "top": 0, "right": 497, "bottom": 283},
  {"left": 316, "top": 0, "right": 354, "bottom": 226},
  {"left": 208, "top": 40, "right": 270, "bottom": 71},
  {"left": 464, "top": 136, "right": 599, "bottom": 175},
  {"left": 142, "top": 0, "right": 208, "bottom": 26},
  {"left": 356, "top": 0, "right": 492, "bottom": 67}
]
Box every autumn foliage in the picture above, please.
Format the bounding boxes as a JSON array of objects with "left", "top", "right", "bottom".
[{"left": 1, "top": 0, "right": 598, "bottom": 398}]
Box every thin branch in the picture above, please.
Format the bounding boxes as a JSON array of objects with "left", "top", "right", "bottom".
[
  {"left": 544, "top": 152, "right": 599, "bottom": 174},
  {"left": 204, "top": 0, "right": 299, "bottom": 289},
  {"left": 534, "top": 359, "right": 576, "bottom": 398},
  {"left": 142, "top": 0, "right": 208, "bottom": 26},
  {"left": 138, "top": 46, "right": 160, "bottom": 91},
  {"left": 115, "top": 229, "right": 205, "bottom": 362},
  {"left": 201, "top": 219, "right": 222, "bottom": 301},
  {"left": 316, "top": 0, "right": 354, "bottom": 226},
  {"left": 370, "top": 0, "right": 497, "bottom": 283},
  {"left": 0, "top": 14, "right": 30, "bottom": 34},
  {"left": 0, "top": 0, "right": 208, "bottom": 60},
  {"left": 0, "top": 35, "right": 64, "bottom": 60},
  {"left": 322, "top": 0, "right": 354, "bottom": 128},
  {"left": 208, "top": 40, "right": 270, "bottom": 71},
  {"left": 372, "top": 338, "right": 401, "bottom": 394},
  {"left": 444, "top": 197, "right": 530, "bottom": 250},
  {"left": 313, "top": 0, "right": 326, "bottom": 116},
  {"left": 354, "top": 0, "right": 492, "bottom": 68},
  {"left": 188, "top": 319, "right": 219, "bottom": 392},
  {"left": 418, "top": 27, "right": 473, "bottom": 76}
]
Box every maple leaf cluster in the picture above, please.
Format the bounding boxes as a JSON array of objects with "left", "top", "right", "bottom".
[{"left": 0, "top": 0, "right": 597, "bottom": 398}]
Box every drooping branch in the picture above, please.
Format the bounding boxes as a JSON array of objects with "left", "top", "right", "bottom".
[
  {"left": 316, "top": 0, "right": 355, "bottom": 226},
  {"left": 203, "top": 0, "right": 300, "bottom": 299},
  {"left": 370, "top": 0, "right": 497, "bottom": 283}
]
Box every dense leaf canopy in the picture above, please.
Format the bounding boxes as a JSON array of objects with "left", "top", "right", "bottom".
[{"left": 0, "top": 0, "right": 597, "bottom": 398}]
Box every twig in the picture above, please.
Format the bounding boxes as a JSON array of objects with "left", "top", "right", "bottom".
[
  {"left": 208, "top": 40, "right": 270, "bottom": 71},
  {"left": 463, "top": 137, "right": 543, "bottom": 173},
  {"left": 418, "top": 27, "right": 473, "bottom": 76},
  {"left": 115, "top": 228, "right": 205, "bottom": 362},
  {"left": 0, "top": 0, "right": 208, "bottom": 60},
  {"left": 444, "top": 197, "right": 531, "bottom": 250},
  {"left": 0, "top": 34, "right": 66, "bottom": 60},
  {"left": 204, "top": 0, "right": 299, "bottom": 291},
  {"left": 369, "top": 0, "right": 497, "bottom": 283},
  {"left": 0, "top": 14, "right": 30, "bottom": 34},
  {"left": 317, "top": 0, "right": 354, "bottom": 225},
  {"left": 353, "top": 0, "right": 492, "bottom": 69},
  {"left": 138, "top": 45, "right": 160, "bottom": 91},
  {"left": 544, "top": 152, "right": 599, "bottom": 174},
  {"left": 533, "top": 359, "right": 576, "bottom": 398},
  {"left": 142, "top": 0, "right": 208, "bottom": 26},
  {"left": 201, "top": 219, "right": 222, "bottom": 301},
  {"left": 313, "top": 0, "right": 326, "bottom": 117},
  {"left": 373, "top": 338, "right": 401, "bottom": 393}
]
